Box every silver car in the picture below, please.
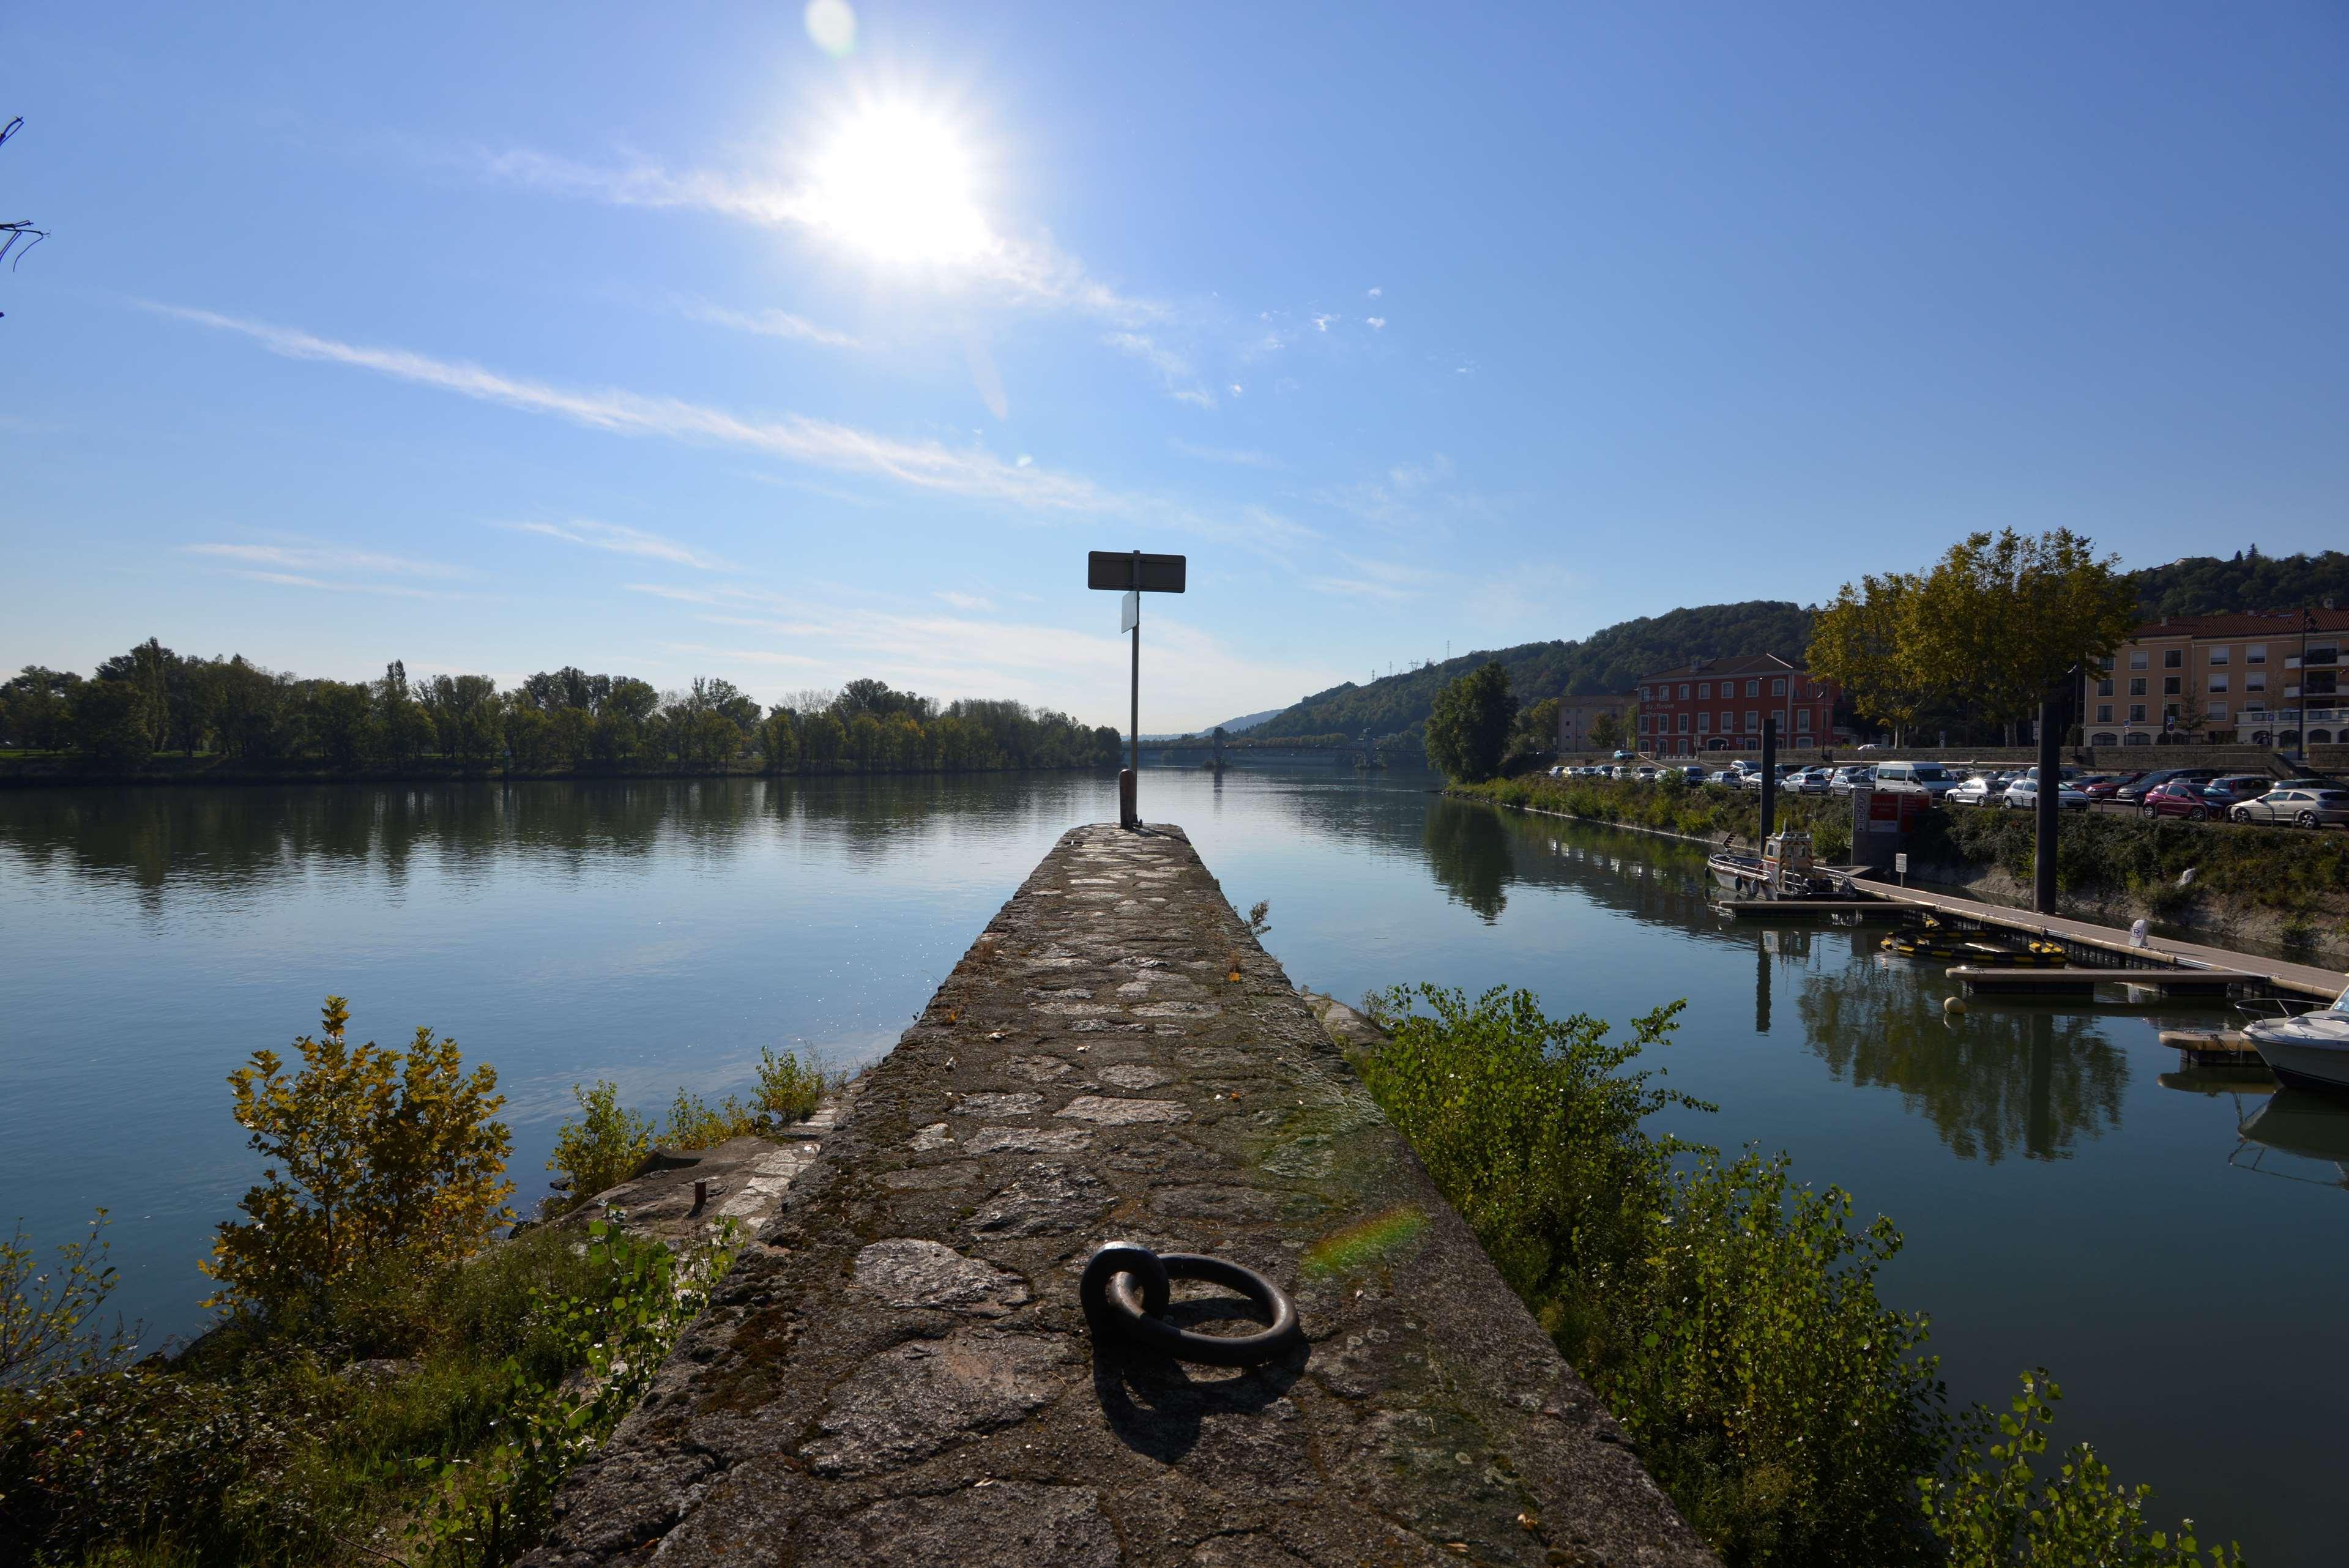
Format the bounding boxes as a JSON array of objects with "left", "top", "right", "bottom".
[{"left": 2231, "top": 787, "right": 2349, "bottom": 829}]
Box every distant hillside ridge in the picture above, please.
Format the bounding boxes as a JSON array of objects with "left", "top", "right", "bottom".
[
  {"left": 2129, "top": 549, "right": 2349, "bottom": 621},
  {"left": 1249, "top": 600, "right": 1814, "bottom": 743},
  {"left": 1211, "top": 707, "right": 1282, "bottom": 734}
]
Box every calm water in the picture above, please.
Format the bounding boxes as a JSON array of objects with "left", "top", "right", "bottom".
[{"left": 3, "top": 767, "right": 2342, "bottom": 1562}]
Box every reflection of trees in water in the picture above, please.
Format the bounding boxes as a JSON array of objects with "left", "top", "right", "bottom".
[
  {"left": 1420, "top": 800, "right": 1511, "bottom": 920},
  {"left": 1426, "top": 798, "right": 1749, "bottom": 941},
  {"left": 1798, "top": 968, "right": 2128, "bottom": 1163},
  {"left": 0, "top": 774, "right": 1100, "bottom": 911}
]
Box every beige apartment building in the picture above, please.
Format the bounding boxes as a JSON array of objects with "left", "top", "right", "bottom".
[
  {"left": 2081, "top": 609, "right": 2347, "bottom": 748},
  {"left": 1555, "top": 693, "right": 1635, "bottom": 752}
]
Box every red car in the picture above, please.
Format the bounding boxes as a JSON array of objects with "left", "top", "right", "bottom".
[
  {"left": 2140, "top": 779, "right": 2222, "bottom": 820},
  {"left": 2081, "top": 771, "right": 2144, "bottom": 801}
]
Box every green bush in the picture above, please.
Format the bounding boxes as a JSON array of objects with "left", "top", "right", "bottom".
[
  {"left": 661, "top": 1088, "right": 762, "bottom": 1148},
  {"left": 755, "top": 1044, "right": 826, "bottom": 1122},
  {"left": 1355, "top": 984, "right": 2237, "bottom": 1567},
  {"left": 546, "top": 1080, "right": 652, "bottom": 1205}
]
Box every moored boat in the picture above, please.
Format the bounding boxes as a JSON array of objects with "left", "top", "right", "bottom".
[{"left": 2244, "top": 984, "right": 2349, "bottom": 1093}]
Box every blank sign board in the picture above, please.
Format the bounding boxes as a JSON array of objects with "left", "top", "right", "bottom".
[{"left": 1087, "top": 551, "right": 1187, "bottom": 593}]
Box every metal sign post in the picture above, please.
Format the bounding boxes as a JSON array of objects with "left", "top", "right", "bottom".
[{"left": 1088, "top": 551, "right": 1188, "bottom": 828}]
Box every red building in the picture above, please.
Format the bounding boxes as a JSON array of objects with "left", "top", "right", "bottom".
[{"left": 1635, "top": 655, "right": 1839, "bottom": 756}]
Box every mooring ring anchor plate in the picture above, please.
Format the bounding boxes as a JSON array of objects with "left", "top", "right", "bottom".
[{"left": 1081, "top": 1243, "right": 1303, "bottom": 1367}]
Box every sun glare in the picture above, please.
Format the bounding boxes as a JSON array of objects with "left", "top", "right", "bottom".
[{"left": 806, "top": 102, "right": 989, "bottom": 269}]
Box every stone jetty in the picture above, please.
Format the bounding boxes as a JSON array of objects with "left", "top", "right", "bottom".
[{"left": 524, "top": 823, "right": 1714, "bottom": 1568}]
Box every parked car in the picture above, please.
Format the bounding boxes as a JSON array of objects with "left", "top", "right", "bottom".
[
  {"left": 1828, "top": 766, "right": 1876, "bottom": 795},
  {"left": 1789, "top": 766, "right": 1834, "bottom": 794},
  {"left": 1680, "top": 764, "right": 1710, "bottom": 784},
  {"left": 2003, "top": 774, "right": 2090, "bottom": 812},
  {"left": 1612, "top": 751, "right": 1636, "bottom": 761},
  {"left": 2114, "top": 768, "right": 2222, "bottom": 804},
  {"left": 2080, "top": 771, "right": 2143, "bottom": 801},
  {"left": 2140, "top": 779, "right": 2224, "bottom": 820},
  {"left": 1855, "top": 742, "right": 1883, "bottom": 751},
  {"left": 1946, "top": 773, "right": 2006, "bottom": 807},
  {"left": 2198, "top": 775, "right": 2273, "bottom": 811},
  {"left": 1633, "top": 765, "right": 1659, "bottom": 782},
  {"left": 1873, "top": 760, "right": 1963, "bottom": 799},
  {"left": 2231, "top": 786, "right": 2349, "bottom": 828}
]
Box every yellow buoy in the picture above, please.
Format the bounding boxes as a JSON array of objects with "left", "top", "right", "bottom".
[{"left": 1943, "top": 995, "right": 1967, "bottom": 1017}]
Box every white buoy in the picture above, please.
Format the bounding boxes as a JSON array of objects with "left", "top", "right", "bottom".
[{"left": 1943, "top": 995, "right": 1967, "bottom": 1017}]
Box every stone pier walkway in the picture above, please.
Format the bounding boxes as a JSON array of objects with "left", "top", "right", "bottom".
[{"left": 524, "top": 824, "right": 1714, "bottom": 1568}]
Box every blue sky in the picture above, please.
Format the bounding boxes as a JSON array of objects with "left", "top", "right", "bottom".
[{"left": 3, "top": 2, "right": 2343, "bottom": 729}]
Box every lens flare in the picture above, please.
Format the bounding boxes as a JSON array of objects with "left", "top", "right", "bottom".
[{"left": 803, "top": 0, "right": 855, "bottom": 58}]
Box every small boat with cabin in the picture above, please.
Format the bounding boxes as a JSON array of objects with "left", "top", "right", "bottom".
[
  {"left": 2243, "top": 984, "right": 2349, "bottom": 1094},
  {"left": 1709, "top": 830, "right": 1854, "bottom": 901}
]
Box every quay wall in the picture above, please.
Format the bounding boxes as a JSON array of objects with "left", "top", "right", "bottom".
[{"left": 523, "top": 823, "right": 1714, "bottom": 1568}]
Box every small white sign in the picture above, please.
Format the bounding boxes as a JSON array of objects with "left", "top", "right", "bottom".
[
  {"left": 1895, "top": 853, "right": 1908, "bottom": 874},
  {"left": 1120, "top": 589, "right": 1139, "bottom": 632}
]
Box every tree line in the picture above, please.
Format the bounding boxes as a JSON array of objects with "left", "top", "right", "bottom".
[{"left": 0, "top": 644, "right": 1123, "bottom": 777}]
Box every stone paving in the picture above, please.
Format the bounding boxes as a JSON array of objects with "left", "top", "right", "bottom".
[{"left": 522, "top": 823, "right": 1715, "bottom": 1568}]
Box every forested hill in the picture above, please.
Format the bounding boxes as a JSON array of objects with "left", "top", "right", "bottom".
[
  {"left": 2130, "top": 550, "right": 2349, "bottom": 620},
  {"left": 1249, "top": 600, "right": 1814, "bottom": 741}
]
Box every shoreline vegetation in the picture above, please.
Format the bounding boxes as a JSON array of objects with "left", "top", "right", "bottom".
[
  {"left": 1, "top": 647, "right": 1125, "bottom": 788},
  {"left": 1451, "top": 773, "right": 2349, "bottom": 960},
  {"left": 1347, "top": 983, "right": 2241, "bottom": 1567},
  {"left": 0, "top": 1000, "right": 830, "bottom": 1568}
]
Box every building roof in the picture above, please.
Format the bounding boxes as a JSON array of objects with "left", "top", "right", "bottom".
[
  {"left": 2124, "top": 608, "right": 2349, "bottom": 640},
  {"left": 1638, "top": 653, "right": 1803, "bottom": 686}
]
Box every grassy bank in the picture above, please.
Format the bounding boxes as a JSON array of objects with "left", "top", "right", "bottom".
[
  {"left": 1454, "top": 773, "right": 2349, "bottom": 954},
  {"left": 1353, "top": 984, "right": 2241, "bottom": 1568}
]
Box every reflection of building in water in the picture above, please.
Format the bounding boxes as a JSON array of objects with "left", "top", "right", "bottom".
[{"left": 1798, "top": 967, "right": 2129, "bottom": 1163}]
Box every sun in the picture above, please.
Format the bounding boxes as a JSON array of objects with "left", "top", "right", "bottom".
[{"left": 805, "top": 101, "right": 989, "bottom": 269}]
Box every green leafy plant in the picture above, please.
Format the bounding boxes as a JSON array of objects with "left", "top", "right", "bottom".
[
  {"left": 662, "top": 1088, "right": 761, "bottom": 1148},
  {"left": 204, "top": 997, "right": 513, "bottom": 1327},
  {"left": 1, "top": 1210, "right": 136, "bottom": 1388},
  {"left": 405, "top": 1217, "right": 738, "bottom": 1567},
  {"left": 546, "top": 1080, "right": 653, "bottom": 1207},
  {"left": 1919, "top": 1371, "right": 2240, "bottom": 1566},
  {"left": 754, "top": 1044, "right": 826, "bottom": 1122}
]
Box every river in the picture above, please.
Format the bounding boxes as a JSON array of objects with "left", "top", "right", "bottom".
[{"left": 1, "top": 765, "right": 2339, "bottom": 1562}]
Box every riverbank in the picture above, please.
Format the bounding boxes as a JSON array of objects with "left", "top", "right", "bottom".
[
  {"left": 0, "top": 753, "right": 1117, "bottom": 789},
  {"left": 1452, "top": 773, "right": 2349, "bottom": 962}
]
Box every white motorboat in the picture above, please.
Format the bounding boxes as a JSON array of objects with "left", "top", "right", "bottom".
[{"left": 2244, "top": 984, "right": 2349, "bottom": 1093}]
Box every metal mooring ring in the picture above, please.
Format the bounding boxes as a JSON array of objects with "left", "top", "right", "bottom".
[{"left": 1080, "top": 1243, "right": 1303, "bottom": 1367}]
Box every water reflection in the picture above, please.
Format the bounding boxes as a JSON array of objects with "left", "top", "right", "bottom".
[
  {"left": 1800, "top": 970, "right": 2128, "bottom": 1163},
  {"left": 2233, "top": 1090, "right": 2349, "bottom": 1187}
]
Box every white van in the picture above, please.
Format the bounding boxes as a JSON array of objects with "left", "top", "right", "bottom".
[{"left": 1872, "top": 761, "right": 1961, "bottom": 799}]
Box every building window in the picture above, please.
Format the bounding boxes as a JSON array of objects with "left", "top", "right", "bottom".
[
  {"left": 1796, "top": 709, "right": 1812, "bottom": 731},
  {"left": 1677, "top": 713, "right": 1689, "bottom": 732},
  {"left": 1744, "top": 710, "right": 1759, "bottom": 730},
  {"left": 1697, "top": 712, "right": 1711, "bottom": 732},
  {"left": 2246, "top": 700, "right": 2266, "bottom": 714},
  {"left": 1746, "top": 680, "right": 1760, "bottom": 697},
  {"left": 2248, "top": 672, "right": 2266, "bottom": 691},
  {"left": 2209, "top": 675, "right": 2228, "bottom": 694},
  {"left": 1679, "top": 685, "right": 1691, "bottom": 699},
  {"left": 1771, "top": 677, "right": 1787, "bottom": 696},
  {"left": 2209, "top": 701, "right": 2228, "bottom": 721},
  {"left": 2164, "top": 648, "right": 2183, "bottom": 669},
  {"left": 2129, "top": 677, "right": 2147, "bottom": 696},
  {"left": 2129, "top": 651, "right": 2149, "bottom": 670},
  {"left": 2247, "top": 645, "right": 2266, "bottom": 664},
  {"left": 2095, "top": 704, "right": 2112, "bottom": 723},
  {"left": 2099, "top": 654, "right": 2115, "bottom": 669},
  {"left": 2164, "top": 704, "right": 2181, "bottom": 722},
  {"left": 2163, "top": 676, "right": 2182, "bottom": 696},
  {"left": 2209, "top": 646, "right": 2230, "bottom": 666},
  {"left": 1639, "top": 686, "right": 1650, "bottom": 701},
  {"left": 1698, "top": 683, "right": 1711, "bottom": 699},
  {"left": 2096, "top": 678, "right": 2114, "bottom": 697},
  {"left": 2129, "top": 704, "right": 2146, "bottom": 723}
]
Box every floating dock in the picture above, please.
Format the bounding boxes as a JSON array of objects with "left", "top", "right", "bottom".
[{"left": 1949, "top": 965, "right": 2259, "bottom": 999}]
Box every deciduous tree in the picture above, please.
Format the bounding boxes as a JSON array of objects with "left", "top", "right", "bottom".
[{"left": 1426, "top": 661, "right": 1518, "bottom": 783}]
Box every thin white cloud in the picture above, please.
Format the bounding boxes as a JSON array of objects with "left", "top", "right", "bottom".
[
  {"left": 1305, "top": 554, "right": 1428, "bottom": 604},
  {"left": 677, "top": 299, "right": 862, "bottom": 350},
  {"left": 1367, "top": 287, "right": 1382, "bottom": 298},
  {"left": 935, "top": 590, "right": 996, "bottom": 611},
  {"left": 1315, "top": 453, "right": 1502, "bottom": 533},
  {"left": 505, "top": 518, "right": 732, "bottom": 571},
  {"left": 1103, "top": 332, "right": 1215, "bottom": 410},
  {"left": 151, "top": 303, "right": 1319, "bottom": 560},
  {"left": 1367, "top": 316, "right": 1387, "bottom": 330},
  {"left": 475, "top": 147, "right": 1161, "bottom": 326},
  {"left": 183, "top": 541, "right": 468, "bottom": 579},
  {"left": 1311, "top": 314, "right": 1336, "bottom": 333},
  {"left": 1166, "top": 437, "right": 1280, "bottom": 470},
  {"left": 210, "top": 568, "right": 467, "bottom": 602}
]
